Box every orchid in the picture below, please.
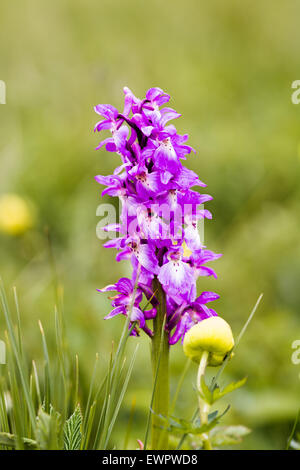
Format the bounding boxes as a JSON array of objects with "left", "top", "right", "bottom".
[
  {"left": 95, "top": 87, "right": 221, "bottom": 345},
  {"left": 94, "top": 87, "right": 222, "bottom": 449}
]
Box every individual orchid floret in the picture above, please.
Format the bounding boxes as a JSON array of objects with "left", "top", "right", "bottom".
[
  {"left": 98, "top": 277, "right": 156, "bottom": 337},
  {"left": 158, "top": 247, "right": 195, "bottom": 300},
  {"left": 168, "top": 292, "right": 220, "bottom": 345}
]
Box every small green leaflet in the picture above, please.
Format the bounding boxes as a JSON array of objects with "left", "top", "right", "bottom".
[
  {"left": 35, "top": 406, "right": 62, "bottom": 450},
  {"left": 212, "top": 377, "right": 247, "bottom": 402},
  {"left": 157, "top": 406, "right": 230, "bottom": 436},
  {"left": 64, "top": 404, "right": 83, "bottom": 450},
  {"left": 210, "top": 425, "right": 251, "bottom": 446},
  {"left": 199, "top": 377, "right": 247, "bottom": 405}
]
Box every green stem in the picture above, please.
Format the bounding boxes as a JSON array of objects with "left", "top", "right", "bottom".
[
  {"left": 151, "top": 277, "right": 169, "bottom": 450},
  {"left": 197, "top": 350, "right": 213, "bottom": 450}
]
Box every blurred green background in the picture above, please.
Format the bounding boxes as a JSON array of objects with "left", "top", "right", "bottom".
[{"left": 0, "top": 0, "right": 299, "bottom": 450}]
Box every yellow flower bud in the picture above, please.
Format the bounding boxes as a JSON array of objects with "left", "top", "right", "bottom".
[
  {"left": 0, "top": 194, "right": 34, "bottom": 236},
  {"left": 183, "top": 317, "right": 234, "bottom": 366}
]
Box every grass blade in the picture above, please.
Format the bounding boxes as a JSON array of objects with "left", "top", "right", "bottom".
[{"left": 0, "top": 280, "right": 36, "bottom": 429}]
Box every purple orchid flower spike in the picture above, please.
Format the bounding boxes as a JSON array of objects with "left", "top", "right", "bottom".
[{"left": 94, "top": 87, "right": 221, "bottom": 344}]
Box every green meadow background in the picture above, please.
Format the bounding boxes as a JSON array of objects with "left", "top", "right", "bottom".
[{"left": 0, "top": 0, "right": 299, "bottom": 449}]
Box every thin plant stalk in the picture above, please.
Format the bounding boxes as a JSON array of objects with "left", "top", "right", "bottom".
[{"left": 197, "top": 350, "right": 212, "bottom": 450}]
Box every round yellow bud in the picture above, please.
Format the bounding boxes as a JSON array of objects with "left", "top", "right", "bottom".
[
  {"left": 183, "top": 317, "right": 234, "bottom": 366},
  {"left": 0, "top": 194, "right": 34, "bottom": 236}
]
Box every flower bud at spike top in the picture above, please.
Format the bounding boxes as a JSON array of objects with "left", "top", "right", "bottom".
[
  {"left": 0, "top": 194, "right": 33, "bottom": 236},
  {"left": 183, "top": 317, "right": 234, "bottom": 366}
]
